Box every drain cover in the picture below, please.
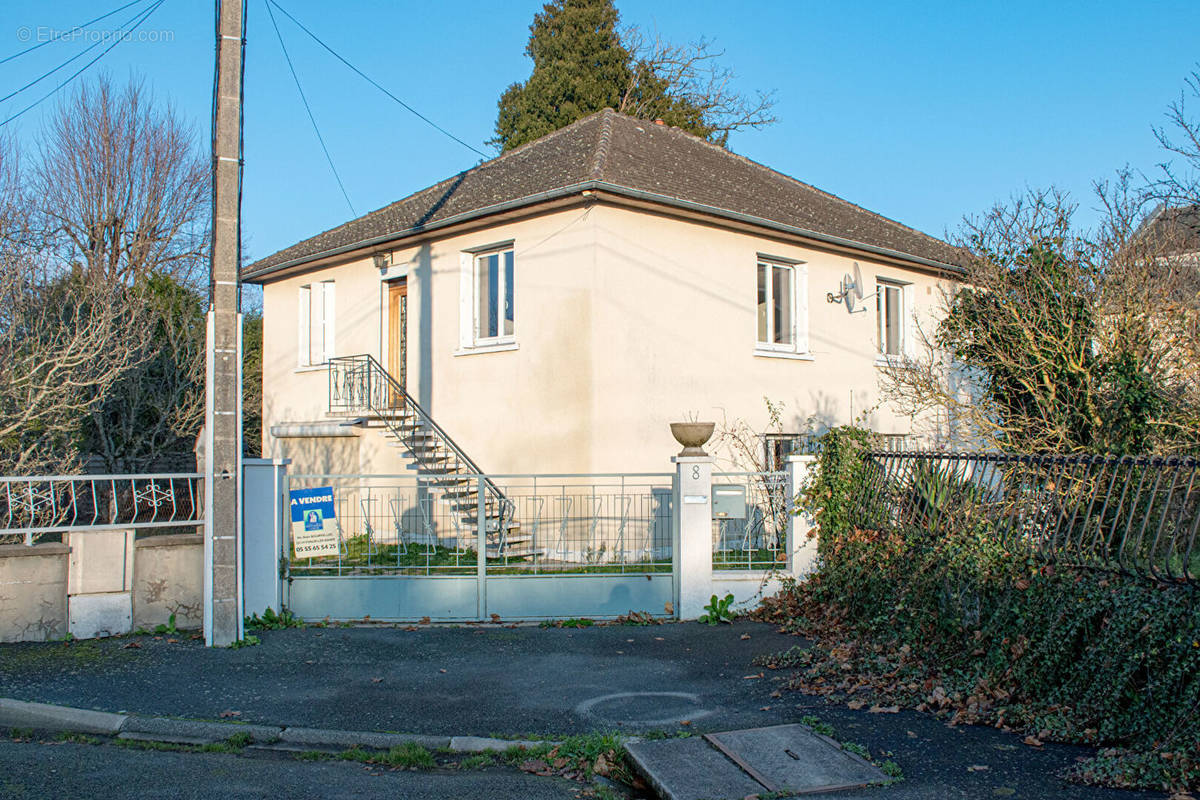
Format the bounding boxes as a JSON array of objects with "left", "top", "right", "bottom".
[{"left": 626, "top": 723, "right": 889, "bottom": 800}]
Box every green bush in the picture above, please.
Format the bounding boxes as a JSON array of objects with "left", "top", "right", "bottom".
[{"left": 790, "top": 426, "right": 1200, "bottom": 792}]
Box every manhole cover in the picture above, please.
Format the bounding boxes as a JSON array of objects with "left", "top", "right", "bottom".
[{"left": 575, "top": 691, "right": 713, "bottom": 726}]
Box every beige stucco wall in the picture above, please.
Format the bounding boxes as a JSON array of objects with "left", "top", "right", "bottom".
[
  {"left": 132, "top": 534, "right": 203, "bottom": 630},
  {"left": 0, "top": 544, "right": 69, "bottom": 643},
  {"left": 259, "top": 202, "right": 952, "bottom": 476}
]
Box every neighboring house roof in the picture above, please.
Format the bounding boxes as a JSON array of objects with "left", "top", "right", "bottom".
[
  {"left": 245, "top": 108, "right": 961, "bottom": 281},
  {"left": 1137, "top": 203, "right": 1200, "bottom": 258}
]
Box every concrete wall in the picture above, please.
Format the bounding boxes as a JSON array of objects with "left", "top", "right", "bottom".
[
  {"left": 0, "top": 534, "right": 203, "bottom": 643},
  {"left": 259, "top": 201, "right": 953, "bottom": 476},
  {"left": 132, "top": 534, "right": 203, "bottom": 631},
  {"left": 0, "top": 544, "right": 69, "bottom": 643}
]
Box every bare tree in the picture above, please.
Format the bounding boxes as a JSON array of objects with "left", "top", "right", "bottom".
[
  {"left": 1151, "top": 68, "right": 1200, "bottom": 206},
  {"left": 32, "top": 74, "right": 209, "bottom": 287},
  {"left": 620, "top": 28, "right": 777, "bottom": 146},
  {"left": 0, "top": 138, "right": 147, "bottom": 475}
]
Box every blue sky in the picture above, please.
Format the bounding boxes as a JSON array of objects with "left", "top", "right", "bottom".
[{"left": 1, "top": 1, "right": 1198, "bottom": 264}]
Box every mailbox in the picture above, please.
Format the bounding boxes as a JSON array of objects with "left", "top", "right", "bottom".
[{"left": 711, "top": 484, "right": 747, "bottom": 519}]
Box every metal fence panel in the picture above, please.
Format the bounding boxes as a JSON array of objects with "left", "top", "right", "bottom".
[
  {"left": 711, "top": 471, "right": 790, "bottom": 570},
  {"left": 853, "top": 452, "right": 1199, "bottom": 586}
]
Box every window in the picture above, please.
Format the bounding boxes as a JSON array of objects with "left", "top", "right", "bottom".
[
  {"left": 757, "top": 261, "right": 793, "bottom": 349},
  {"left": 298, "top": 280, "right": 335, "bottom": 367},
  {"left": 755, "top": 258, "right": 807, "bottom": 356},
  {"left": 877, "top": 279, "right": 906, "bottom": 358},
  {"left": 473, "top": 248, "right": 514, "bottom": 342},
  {"left": 872, "top": 433, "right": 910, "bottom": 452}
]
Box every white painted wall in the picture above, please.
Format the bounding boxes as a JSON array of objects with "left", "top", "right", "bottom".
[{"left": 258, "top": 202, "right": 953, "bottom": 476}]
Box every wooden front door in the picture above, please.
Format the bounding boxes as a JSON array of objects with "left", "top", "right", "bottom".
[{"left": 387, "top": 278, "right": 407, "bottom": 407}]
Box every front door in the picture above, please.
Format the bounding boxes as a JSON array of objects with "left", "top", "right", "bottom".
[{"left": 387, "top": 278, "right": 407, "bottom": 407}]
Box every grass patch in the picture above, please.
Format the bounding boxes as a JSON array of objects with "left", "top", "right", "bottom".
[
  {"left": 55, "top": 731, "right": 100, "bottom": 745},
  {"left": 335, "top": 742, "right": 436, "bottom": 769},
  {"left": 0, "top": 640, "right": 112, "bottom": 673},
  {"left": 458, "top": 753, "right": 495, "bottom": 769}
]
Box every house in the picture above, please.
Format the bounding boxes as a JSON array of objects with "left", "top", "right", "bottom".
[{"left": 244, "top": 109, "right": 962, "bottom": 480}]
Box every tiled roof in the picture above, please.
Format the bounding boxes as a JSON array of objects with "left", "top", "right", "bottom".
[
  {"left": 1139, "top": 203, "right": 1200, "bottom": 257},
  {"left": 245, "top": 109, "right": 959, "bottom": 279}
]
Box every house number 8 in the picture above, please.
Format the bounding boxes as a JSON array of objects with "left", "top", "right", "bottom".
[{"left": 692, "top": 465, "right": 700, "bottom": 480}]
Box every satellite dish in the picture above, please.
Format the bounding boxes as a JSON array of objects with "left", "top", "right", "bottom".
[{"left": 851, "top": 262, "right": 864, "bottom": 300}]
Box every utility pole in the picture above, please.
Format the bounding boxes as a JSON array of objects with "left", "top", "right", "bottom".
[{"left": 204, "top": 0, "right": 245, "bottom": 647}]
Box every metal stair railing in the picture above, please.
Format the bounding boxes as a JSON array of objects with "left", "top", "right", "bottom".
[{"left": 327, "top": 355, "right": 516, "bottom": 543}]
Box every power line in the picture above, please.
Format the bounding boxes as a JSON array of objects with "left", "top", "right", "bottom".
[
  {"left": 0, "top": 0, "right": 166, "bottom": 129},
  {"left": 0, "top": 1, "right": 160, "bottom": 106},
  {"left": 266, "top": 0, "right": 489, "bottom": 159},
  {"left": 264, "top": 0, "right": 355, "bottom": 216},
  {"left": 0, "top": 0, "right": 147, "bottom": 66}
]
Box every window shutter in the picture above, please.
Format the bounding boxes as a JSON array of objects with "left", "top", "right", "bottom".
[
  {"left": 459, "top": 252, "right": 472, "bottom": 348},
  {"left": 298, "top": 285, "right": 311, "bottom": 367},
  {"left": 795, "top": 264, "right": 809, "bottom": 353},
  {"left": 903, "top": 284, "right": 915, "bottom": 359},
  {"left": 322, "top": 281, "right": 336, "bottom": 362}
]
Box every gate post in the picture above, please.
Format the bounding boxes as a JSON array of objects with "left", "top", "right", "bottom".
[
  {"left": 476, "top": 475, "right": 487, "bottom": 621},
  {"left": 672, "top": 455, "right": 713, "bottom": 620},
  {"left": 786, "top": 455, "right": 818, "bottom": 578},
  {"left": 242, "top": 458, "right": 290, "bottom": 618}
]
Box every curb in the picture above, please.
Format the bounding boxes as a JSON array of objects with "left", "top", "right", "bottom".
[{"left": 0, "top": 698, "right": 550, "bottom": 755}]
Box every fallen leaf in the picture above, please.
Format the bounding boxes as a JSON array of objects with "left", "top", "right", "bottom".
[
  {"left": 1023, "top": 736, "right": 1043, "bottom": 748},
  {"left": 520, "top": 759, "right": 549, "bottom": 774},
  {"left": 371, "top": 677, "right": 383, "bottom": 683},
  {"left": 680, "top": 720, "right": 692, "bottom": 726},
  {"left": 654, "top": 637, "right": 664, "bottom": 641},
  {"left": 968, "top": 764, "right": 990, "bottom": 772},
  {"left": 490, "top": 614, "right": 501, "bottom": 624},
  {"left": 868, "top": 705, "right": 900, "bottom": 714},
  {"left": 759, "top": 706, "right": 772, "bottom": 711},
  {"left": 664, "top": 602, "right": 673, "bottom": 615},
  {"left": 847, "top": 700, "right": 867, "bottom": 710},
  {"left": 593, "top": 753, "right": 612, "bottom": 776},
  {"left": 740, "top": 634, "right": 751, "bottom": 640},
  {"left": 219, "top": 710, "right": 241, "bottom": 718},
  {"left": 438, "top": 668, "right": 447, "bottom": 674},
  {"left": 403, "top": 626, "right": 418, "bottom": 632},
  {"left": 122, "top": 641, "right": 141, "bottom": 649},
  {"left": 552, "top": 757, "right": 568, "bottom": 769},
  {"left": 906, "top": 731, "right": 918, "bottom": 738},
  {"left": 770, "top": 690, "right": 782, "bottom": 698},
  {"left": 166, "top": 638, "right": 179, "bottom": 644},
  {"left": 743, "top": 673, "right": 764, "bottom": 680},
  {"left": 419, "top": 617, "right": 431, "bottom": 625}
]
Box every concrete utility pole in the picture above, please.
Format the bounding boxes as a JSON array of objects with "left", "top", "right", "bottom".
[{"left": 204, "top": 0, "right": 245, "bottom": 647}]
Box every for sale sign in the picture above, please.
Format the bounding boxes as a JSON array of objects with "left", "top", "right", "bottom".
[{"left": 290, "top": 487, "right": 339, "bottom": 558}]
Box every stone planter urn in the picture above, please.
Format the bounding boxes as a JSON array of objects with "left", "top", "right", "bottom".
[{"left": 670, "top": 422, "right": 715, "bottom": 457}]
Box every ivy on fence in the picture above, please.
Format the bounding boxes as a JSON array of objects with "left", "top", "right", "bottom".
[{"left": 773, "top": 427, "right": 1200, "bottom": 793}]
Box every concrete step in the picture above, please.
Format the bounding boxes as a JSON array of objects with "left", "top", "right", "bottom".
[{"left": 487, "top": 545, "right": 542, "bottom": 559}]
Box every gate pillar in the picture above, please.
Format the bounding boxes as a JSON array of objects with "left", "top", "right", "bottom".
[{"left": 672, "top": 455, "right": 713, "bottom": 620}]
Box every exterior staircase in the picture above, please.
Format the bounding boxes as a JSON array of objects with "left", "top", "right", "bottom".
[{"left": 327, "top": 354, "right": 537, "bottom": 559}]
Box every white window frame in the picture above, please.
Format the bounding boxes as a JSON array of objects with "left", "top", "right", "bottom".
[
  {"left": 876, "top": 278, "right": 911, "bottom": 362},
  {"left": 297, "top": 280, "right": 335, "bottom": 368},
  {"left": 458, "top": 243, "right": 518, "bottom": 355},
  {"left": 754, "top": 257, "right": 809, "bottom": 358}
]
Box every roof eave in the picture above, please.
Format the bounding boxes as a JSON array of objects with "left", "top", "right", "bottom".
[{"left": 243, "top": 179, "right": 963, "bottom": 283}]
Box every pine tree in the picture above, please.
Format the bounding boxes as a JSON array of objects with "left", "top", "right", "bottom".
[
  {"left": 493, "top": 0, "right": 633, "bottom": 152},
  {"left": 492, "top": 0, "right": 779, "bottom": 152}
]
